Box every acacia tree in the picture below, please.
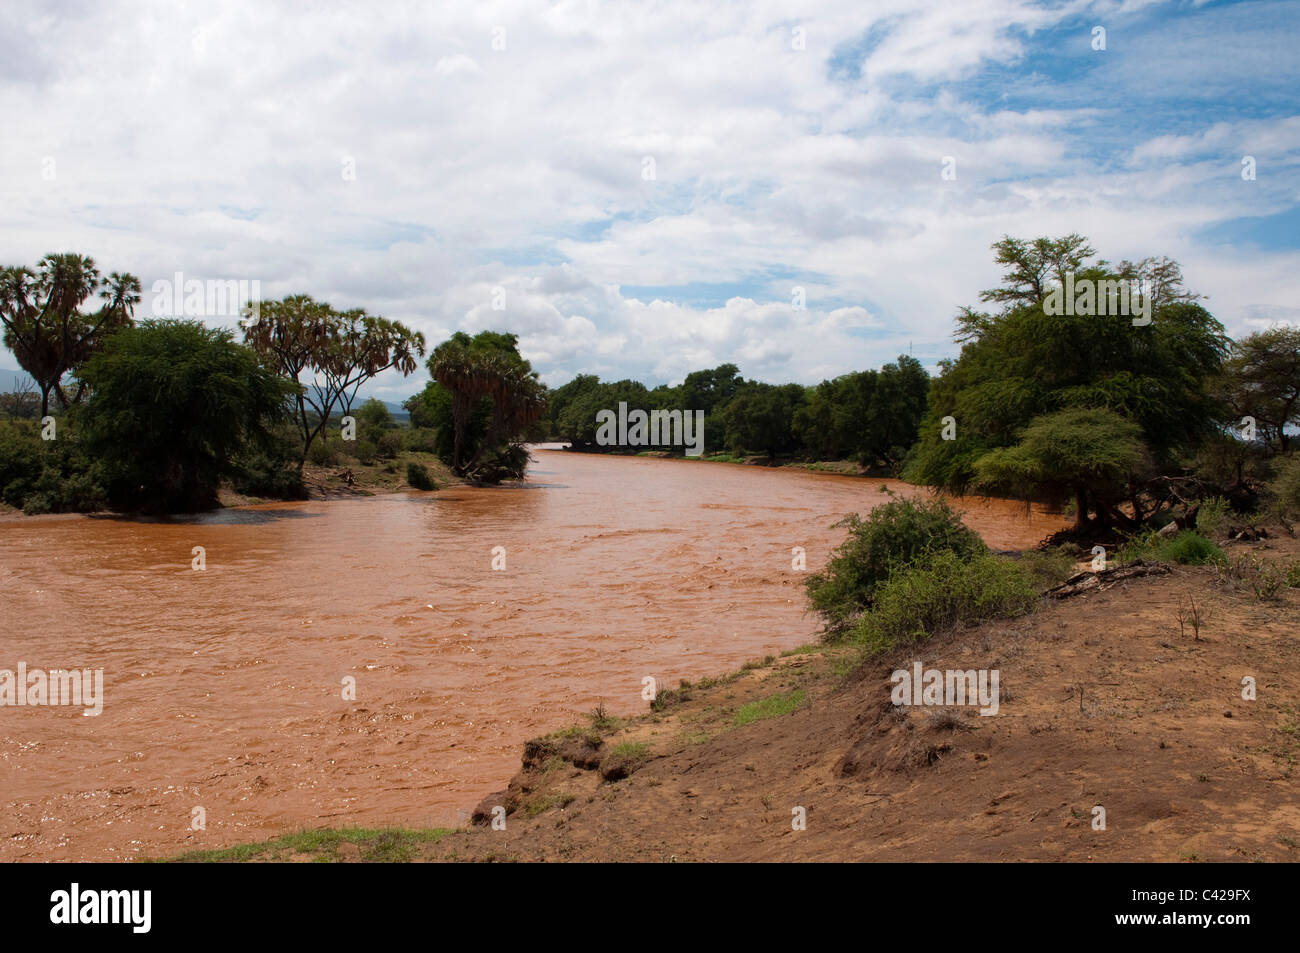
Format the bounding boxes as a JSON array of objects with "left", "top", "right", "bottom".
[
  {"left": 0, "top": 255, "right": 141, "bottom": 416},
  {"left": 908, "top": 235, "right": 1228, "bottom": 529},
  {"left": 973, "top": 408, "right": 1153, "bottom": 530},
  {"left": 242, "top": 295, "right": 425, "bottom": 466},
  {"left": 1216, "top": 327, "right": 1300, "bottom": 454}
]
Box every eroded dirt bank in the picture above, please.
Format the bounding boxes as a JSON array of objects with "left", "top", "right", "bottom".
[{"left": 395, "top": 538, "right": 1299, "bottom": 863}]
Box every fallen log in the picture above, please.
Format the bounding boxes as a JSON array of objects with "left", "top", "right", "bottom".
[{"left": 1043, "top": 560, "right": 1172, "bottom": 599}]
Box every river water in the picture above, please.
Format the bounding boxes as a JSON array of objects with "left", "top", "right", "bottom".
[{"left": 0, "top": 450, "right": 1066, "bottom": 860}]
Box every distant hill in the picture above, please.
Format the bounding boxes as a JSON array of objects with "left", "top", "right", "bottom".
[{"left": 0, "top": 366, "right": 34, "bottom": 388}]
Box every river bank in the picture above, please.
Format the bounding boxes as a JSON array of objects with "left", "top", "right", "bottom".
[{"left": 170, "top": 531, "right": 1300, "bottom": 862}]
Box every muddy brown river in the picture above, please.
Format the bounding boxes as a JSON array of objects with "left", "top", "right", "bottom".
[{"left": 0, "top": 450, "right": 1066, "bottom": 860}]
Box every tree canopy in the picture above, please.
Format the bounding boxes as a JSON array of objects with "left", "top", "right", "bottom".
[
  {"left": 242, "top": 294, "right": 425, "bottom": 466},
  {"left": 0, "top": 254, "right": 141, "bottom": 416},
  {"left": 424, "top": 330, "right": 547, "bottom": 481},
  {"left": 1215, "top": 326, "right": 1300, "bottom": 454},
  {"left": 907, "top": 235, "right": 1229, "bottom": 528},
  {"left": 77, "top": 320, "right": 293, "bottom": 512}
]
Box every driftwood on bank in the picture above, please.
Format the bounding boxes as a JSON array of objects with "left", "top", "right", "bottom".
[{"left": 1043, "top": 560, "right": 1172, "bottom": 600}]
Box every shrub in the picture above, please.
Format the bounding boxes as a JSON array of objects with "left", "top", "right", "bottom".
[
  {"left": 1017, "top": 548, "right": 1079, "bottom": 589},
  {"left": 376, "top": 431, "right": 403, "bottom": 460},
  {"left": 402, "top": 427, "right": 438, "bottom": 453},
  {"left": 21, "top": 492, "right": 53, "bottom": 515},
  {"left": 0, "top": 421, "right": 42, "bottom": 507},
  {"left": 234, "top": 453, "right": 307, "bottom": 500},
  {"left": 1195, "top": 496, "right": 1234, "bottom": 537},
  {"left": 851, "top": 551, "right": 1039, "bottom": 656},
  {"left": 806, "top": 497, "right": 986, "bottom": 637},
  {"left": 0, "top": 420, "right": 107, "bottom": 513},
  {"left": 1162, "top": 530, "right": 1226, "bottom": 566},
  {"left": 57, "top": 471, "right": 108, "bottom": 512},
  {"left": 349, "top": 439, "right": 377, "bottom": 466},
  {"left": 1119, "top": 529, "right": 1225, "bottom": 566},
  {"left": 307, "top": 438, "right": 339, "bottom": 466},
  {"left": 405, "top": 461, "right": 436, "bottom": 490},
  {"left": 1218, "top": 554, "right": 1285, "bottom": 600},
  {"left": 1286, "top": 562, "right": 1300, "bottom": 589}
]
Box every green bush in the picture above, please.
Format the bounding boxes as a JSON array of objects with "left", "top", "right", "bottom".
[
  {"left": 1118, "top": 529, "right": 1226, "bottom": 566},
  {"left": 233, "top": 453, "right": 306, "bottom": 499},
  {"left": 806, "top": 497, "right": 986, "bottom": 637},
  {"left": 307, "top": 438, "right": 339, "bottom": 466},
  {"left": 1195, "top": 496, "right": 1234, "bottom": 537},
  {"left": 0, "top": 421, "right": 42, "bottom": 506},
  {"left": 1017, "top": 547, "right": 1079, "bottom": 589},
  {"left": 376, "top": 431, "right": 403, "bottom": 460},
  {"left": 1163, "top": 530, "right": 1226, "bottom": 565},
  {"left": 405, "top": 461, "right": 436, "bottom": 490},
  {"left": 21, "top": 492, "right": 53, "bottom": 515},
  {"left": 402, "top": 427, "right": 439, "bottom": 453},
  {"left": 851, "top": 551, "right": 1039, "bottom": 656},
  {"left": 350, "top": 439, "right": 377, "bottom": 466},
  {"left": 0, "top": 419, "right": 106, "bottom": 513}
]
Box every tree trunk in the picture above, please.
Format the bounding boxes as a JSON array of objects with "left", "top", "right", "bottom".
[{"left": 1074, "top": 487, "right": 1088, "bottom": 530}]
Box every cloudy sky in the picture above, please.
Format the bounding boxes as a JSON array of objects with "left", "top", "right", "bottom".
[{"left": 2, "top": 0, "right": 1298, "bottom": 402}]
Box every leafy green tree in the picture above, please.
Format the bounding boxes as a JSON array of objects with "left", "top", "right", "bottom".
[
  {"left": 425, "top": 331, "right": 546, "bottom": 480},
  {"left": 78, "top": 320, "right": 294, "bottom": 512},
  {"left": 554, "top": 378, "right": 652, "bottom": 447},
  {"left": 908, "top": 236, "right": 1228, "bottom": 527},
  {"left": 0, "top": 254, "right": 140, "bottom": 416},
  {"left": 355, "top": 397, "right": 394, "bottom": 436},
  {"left": 545, "top": 373, "right": 601, "bottom": 438},
  {"left": 793, "top": 355, "right": 929, "bottom": 469},
  {"left": 720, "top": 382, "right": 805, "bottom": 458},
  {"left": 973, "top": 408, "right": 1152, "bottom": 530},
  {"left": 681, "top": 363, "right": 743, "bottom": 416},
  {"left": 1216, "top": 326, "right": 1300, "bottom": 454},
  {"left": 870, "top": 355, "right": 930, "bottom": 467},
  {"left": 242, "top": 295, "right": 425, "bottom": 467}
]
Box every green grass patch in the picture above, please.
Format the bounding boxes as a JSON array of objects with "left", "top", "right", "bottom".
[
  {"left": 523, "top": 793, "right": 576, "bottom": 817},
  {"left": 161, "top": 826, "right": 451, "bottom": 863},
  {"left": 611, "top": 741, "right": 649, "bottom": 759},
  {"left": 732, "top": 688, "right": 807, "bottom": 727}
]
